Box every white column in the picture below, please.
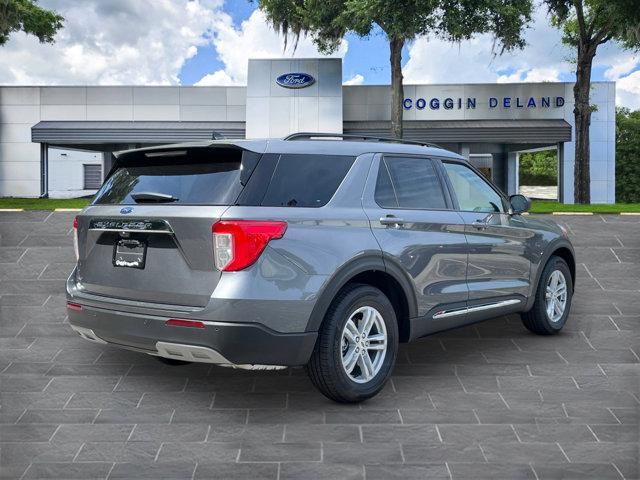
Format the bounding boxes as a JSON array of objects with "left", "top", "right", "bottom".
[
  {"left": 459, "top": 143, "right": 470, "bottom": 159},
  {"left": 507, "top": 151, "right": 518, "bottom": 196}
]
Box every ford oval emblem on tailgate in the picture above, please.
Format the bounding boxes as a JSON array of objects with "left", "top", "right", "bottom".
[
  {"left": 120, "top": 207, "right": 133, "bottom": 214},
  {"left": 275, "top": 73, "right": 315, "bottom": 89}
]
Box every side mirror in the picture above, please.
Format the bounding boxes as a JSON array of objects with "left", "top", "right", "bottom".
[{"left": 509, "top": 194, "right": 531, "bottom": 214}]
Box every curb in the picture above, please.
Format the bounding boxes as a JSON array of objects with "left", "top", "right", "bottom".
[
  {"left": 551, "top": 212, "right": 593, "bottom": 215},
  {"left": 0, "top": 208, "right": 24, "bottom": 212},
  {"left": 620, "top": 212, "right": 640, "bottom": 216},
  {"left": 54, "top": 208, "right": 82, "bottom": 212}
]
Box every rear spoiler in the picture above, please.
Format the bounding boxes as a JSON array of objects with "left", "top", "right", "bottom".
[{"left": 106, "top": 144, "right": 259, "bottom": 183}]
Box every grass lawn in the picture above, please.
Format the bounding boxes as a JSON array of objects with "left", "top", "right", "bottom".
[
  {"left": 530, "top": 201, "right": 640, "bottom": 214},
  {"left": 1, "top": 197, "right": 640, "bottom": 213},
  {"left": 0, "top": 197, "right": 91, "bottom": 210}
]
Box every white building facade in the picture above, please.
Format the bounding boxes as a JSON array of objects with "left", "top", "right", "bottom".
[{"left": 0, "top": 58, "right": 616, "bottom": 203}]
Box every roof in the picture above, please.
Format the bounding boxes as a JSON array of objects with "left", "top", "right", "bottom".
[
  {"left": 264, "top": 138, "right": 463, "bottom": 158},
  {"left": 113, "top": 137, "right": 465, "bottom": 160}
]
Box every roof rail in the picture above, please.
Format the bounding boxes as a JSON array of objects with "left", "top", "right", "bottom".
[{"left": 283, "top": 132, "right": 441, "bottom": 149}]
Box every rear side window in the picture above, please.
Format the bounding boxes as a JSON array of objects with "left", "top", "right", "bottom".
[
  {"left": 374, "top": 161, "right": 396, "bottom": 207},
  {"left": 93, "top": 148, "right": 245, "bottom": 206},
  {"left": 375, "top": 157, "right": 447, "bottom": 210},
  {"left": 260, "top": 154, "right": 355, "bottom": 207}
]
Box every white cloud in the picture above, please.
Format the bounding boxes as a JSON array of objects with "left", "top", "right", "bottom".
[
  {"left": 0, "top": 0, "right": 224, "bottom": 85},
  {"left": 196, "top": 9, "right": 348, "bottom": 86},
  {"left": 195, "top": 70, "right": 237, "bottom": 86},
  {"left": 616, "top": 70, "right": 640, "bottom": 110},
  {"left": 520, "top": 67, "right": 561, "bottom": 83},
  {"left": 599, "top": 51, "right": 640, "bottom": 109},
  {"left": 402, "top": 7, "right": 639, "bottom": 108},
  {"left": 403, "top": 9, "right": 572, "bottom": 85},
  {"left": 497, "top": 67, "right": 561, "bottom": 83},
  {"left": 0, "top": 1, "right": 340, "bottom": 87},
  {"left": 343, "top": 74, "right": 364, "bottom": 85},
  {"left": 1, "top": 1, "right": 637, "bottom": 110},
  {"left": 604, "top": 54, "right": 639, "bottom": 81}
]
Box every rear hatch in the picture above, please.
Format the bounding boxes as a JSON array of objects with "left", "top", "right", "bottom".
[{"left": 74, "top": 144, "right": 261, "bottom": 308}]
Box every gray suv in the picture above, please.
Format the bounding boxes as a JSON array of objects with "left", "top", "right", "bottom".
[{"left": 67, "top": 134, "right": 575, "bottom": 402}]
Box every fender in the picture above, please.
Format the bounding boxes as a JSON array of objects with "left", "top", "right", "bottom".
[
  {"left": 524, "top": 237, "right": 575, "bottom": 311},
  {"left": 305, "top": 253, "right": 418, "bottom": 332},
  {"left": 380, "top": 251, "right": 420, "bottom": 319}
]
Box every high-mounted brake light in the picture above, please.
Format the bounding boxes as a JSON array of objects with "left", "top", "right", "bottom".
[
  {"left": 72, "top": 216, "right": 79, "bottom": 261},
  {"left": 212, "top": 220, "right": 287, "bottom": 271}
]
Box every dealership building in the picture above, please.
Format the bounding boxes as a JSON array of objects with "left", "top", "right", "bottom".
[{"left": 0, "top": 58, "right": 616, "bottom": 203}]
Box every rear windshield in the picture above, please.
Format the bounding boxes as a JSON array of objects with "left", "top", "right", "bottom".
[{"left": 93, "top": 148, "right": 244, "bottom": 206}]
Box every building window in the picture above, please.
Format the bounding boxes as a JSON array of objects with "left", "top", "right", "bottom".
[{"left": 83, "top": 164, "right": 102, "bottom": 190}]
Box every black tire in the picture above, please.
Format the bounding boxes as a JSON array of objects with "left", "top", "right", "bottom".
[
  {"left": 306, "top": 283, "right": 399, "bottom": 403},
  {"left": 521, "top": 256, "right": 573, "bottom": 335},
  {"left": 155, "top": 356, "right": 193, "bottom": 366}
]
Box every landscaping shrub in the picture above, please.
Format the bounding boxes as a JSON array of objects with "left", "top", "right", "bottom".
[
  {"left": 519, "top": 150, "right": 558, "bottom": 186},
  {"left": 616, "top": 108, "right": 640, "bottom": 203}
]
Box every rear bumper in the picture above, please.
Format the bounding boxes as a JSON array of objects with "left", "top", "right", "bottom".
[{"left": 67, "top": 304, "right": 317, "bottom": 367}]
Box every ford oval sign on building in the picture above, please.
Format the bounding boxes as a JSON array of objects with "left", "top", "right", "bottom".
[{"left": 275, "top": 73, "right": 315, "bottom": 89}]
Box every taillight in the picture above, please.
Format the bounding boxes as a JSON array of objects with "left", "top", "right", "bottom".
[
  {"left": 73, "top": 216, "right": 79, "bottom": 261},
  {"left": 212, "top": 220, "right": 287, "bottom": 271}
]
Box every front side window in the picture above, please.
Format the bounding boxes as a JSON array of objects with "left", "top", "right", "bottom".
[
  {"left": 375, "top": 157, "right": 447, "bottom": 210},
  {"left": 443, "top": 162, "right": 504, "bottom": 213}
]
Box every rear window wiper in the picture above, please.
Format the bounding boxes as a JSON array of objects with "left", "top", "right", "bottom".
[{"left": 130, "top": 192, "right": 179, "bottom": 203}]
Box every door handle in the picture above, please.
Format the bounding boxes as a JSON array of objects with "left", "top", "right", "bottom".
[
  {"left": 471, "top": 213, "right": 495, "bottom": 230},
  {"left": 471, "top": 220, "right": 487, "bottom": 230},
  {"left": 380, "top": 215, "right": 405, "bottom": 227}
]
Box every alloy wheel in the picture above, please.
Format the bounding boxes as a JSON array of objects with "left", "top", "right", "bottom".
[
  {"left": 340, "top": 306, "right": 388, "bottom": 384},
  {"left": 545, "top": 270, "right": 568, "bottom": 323}
]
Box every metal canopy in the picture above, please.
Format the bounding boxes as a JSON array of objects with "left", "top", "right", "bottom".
[
  {"left": 344, "top": 119, "right": 572, "bottom": 144},
  {"left": 31, "top": 121, "right": 245, "bottom": 145},
  {"left": 32, "top": 119, "right": 571, "bottom": 146}
]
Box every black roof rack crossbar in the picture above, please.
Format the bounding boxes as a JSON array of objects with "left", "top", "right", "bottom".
[{"left": 283, "top": 132, "right": 441, "bottom": 149}]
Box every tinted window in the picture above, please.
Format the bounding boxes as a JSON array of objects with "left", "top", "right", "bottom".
[
  {"left": 375, "top": 157, "right": 447, "bottom": 209},
  {"left": 260, "top": 154, "right": 355, "bottom": 207},
  {"left": 93, "top": 149, "right": 243, "bottom": 206},
  {"left": 374, "top": 161, "right": 396, "bottom": 207},
  {"left": 443, "top": 162, "right": 504, "bottom": 213}
]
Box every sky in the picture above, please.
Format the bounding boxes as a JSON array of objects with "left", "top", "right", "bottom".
[{"left": 0, "top": 0, "right": 638, "bottom": 109}]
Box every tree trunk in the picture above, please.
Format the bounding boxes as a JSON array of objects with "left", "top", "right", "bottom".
[
  {"left": 390, "top": 37, "right": 404, "bottom": 139},
  {"left": 573, "top": 45, "right": 595, "bottom": 204}
]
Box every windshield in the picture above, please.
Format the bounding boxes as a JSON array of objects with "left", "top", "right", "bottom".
[{"left": 93, "top": 148, "right": 244, "bottom": 206}]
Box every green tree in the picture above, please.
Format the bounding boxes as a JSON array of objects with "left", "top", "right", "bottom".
[
  {"left": 519, "top": 150, "right": 558, "bottom": 186},
  {"left": 616, "top": 107, "right": 640, "bottom": 203},
  {"left": 258, "top": 0, "right": 532, "bottom": 138},
  {"left": 544, "top": 0, "right": 640, "bottom": 204},
  {"left": 0, "top": 0, "right": 64, "bottom": 46}
]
